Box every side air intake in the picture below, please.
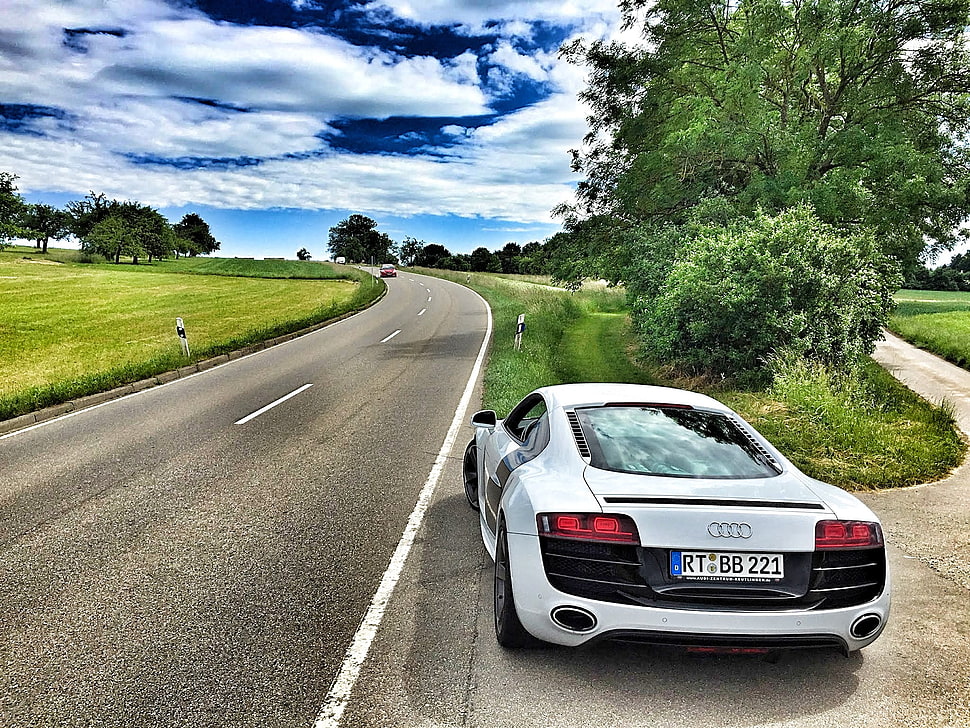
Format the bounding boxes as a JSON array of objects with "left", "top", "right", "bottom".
[
  {"left": 566, "top": 411, "right": 591, "bottom": 459},
  {"left": 726, "top": 416, "right": 782, "bottom": 473}
]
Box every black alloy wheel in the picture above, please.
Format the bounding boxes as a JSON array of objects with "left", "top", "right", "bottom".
[
  {"left": 494, "top": 525, "right": 535, "bottom": 648},
  {"left": 462, "top": 438, "right": 480, "bottom": 511}
]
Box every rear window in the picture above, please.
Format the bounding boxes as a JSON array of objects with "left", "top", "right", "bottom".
[{"left": 575, "top": 406, "right": 779, "bottom": 479}]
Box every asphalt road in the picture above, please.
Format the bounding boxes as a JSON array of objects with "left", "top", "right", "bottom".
[{"left": 0, "top": 270, "right": 490, "bottom": 727}]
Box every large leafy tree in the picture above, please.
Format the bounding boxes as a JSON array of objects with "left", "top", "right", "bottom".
[
  {"left": 413, "top": 243, "right": 452, "bottom": 267},
  {"left": 553, "top": 0, "right": 970, "bottom": 377},
  {"left": 470, "top": 246, "right": 502, "bottom": 272},
  {"left": 83, "top": 215, "right": 143, "bottom": 263},
  {"left": 328, "top": 214, "right": 395, "bottom": 264},
  {"left": 173, "top": 212, "right": 220, "bottom": 257},
  {"left": 23, "top": 203, "right": 71, "bottom": 253},
  {"left": 399, "top": 236, "right": 424, "bottom": 266},
  {"left": 67, "top": 191, "right": 114, "bottom": 239},
  {"left": 560, "top": 0, "right": 970, "bottom": 274}
]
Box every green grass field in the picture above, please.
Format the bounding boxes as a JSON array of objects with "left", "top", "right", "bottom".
[
  {"left": 0, "top": 246, "right": 381, "bottom": 418},
  {"left": 890, "top": 288, "right": 970, "bottom": 367},
  {"left": 414, "top": 270, "right": 964, "bottom": 490}
]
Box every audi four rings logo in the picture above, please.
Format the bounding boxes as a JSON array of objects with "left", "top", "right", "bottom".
[{"left": 708, "top": 522, "right": 752, "bottom": 538}]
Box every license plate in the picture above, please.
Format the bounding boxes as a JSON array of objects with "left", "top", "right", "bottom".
[{"left": 670, "top": 551, "right": 784, "bottom": 581}]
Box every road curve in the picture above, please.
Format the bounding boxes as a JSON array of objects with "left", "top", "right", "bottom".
[{"left": 0, "top": 271, "right": 490, "bottom": 727}]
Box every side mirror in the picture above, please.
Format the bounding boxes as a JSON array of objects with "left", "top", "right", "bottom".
[{"left": 470, "top": 410, "right": 497, "bottom": 429}]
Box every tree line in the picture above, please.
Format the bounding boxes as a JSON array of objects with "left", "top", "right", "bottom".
[
  {"left": 904, "top": 253, "right": 970, "bottom": 292},
  {"left": 0, "top": 171, "right": 219, "bottom": 262},
  {"left": 325, "top": 213, "right": 554, "bottom": 274}
]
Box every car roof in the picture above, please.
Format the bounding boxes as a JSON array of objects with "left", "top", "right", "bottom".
[{"left": 534, "top": 383, "right": 731, "bottom": 413}]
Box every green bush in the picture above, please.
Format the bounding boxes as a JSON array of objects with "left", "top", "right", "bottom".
[{"left": 630, "top": 206, "right": 900, "bottom": 378}]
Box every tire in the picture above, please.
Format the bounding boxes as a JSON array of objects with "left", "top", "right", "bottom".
[
  {"left": 494, "top": 525, "right": 535, "bottom": 648},
  {"left": 462, "top": 438, "right": 480, "bottom": 511}
]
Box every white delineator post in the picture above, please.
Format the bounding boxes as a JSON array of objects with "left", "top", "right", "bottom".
[
  {"left": 176, "top": 317, "right": 190, "bottom": 357},
  {"left": 514, "top": 313, "right": 525, "bottom": 351}
]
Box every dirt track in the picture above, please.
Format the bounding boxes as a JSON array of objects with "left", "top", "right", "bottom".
[{"left": 864, "top": 329, "right": 970, "bottom": 590}]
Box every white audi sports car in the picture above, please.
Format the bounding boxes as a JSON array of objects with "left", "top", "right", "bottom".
[{"left": 462, "top": 383, "right": 890, "bottom": 654}]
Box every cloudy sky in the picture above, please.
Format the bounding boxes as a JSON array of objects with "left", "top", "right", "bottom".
[{"left": 0, "top": 0, "right": 624, "bottom": 258}]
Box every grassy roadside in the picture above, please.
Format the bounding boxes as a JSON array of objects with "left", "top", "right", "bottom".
[
  {"left": 890, "top": 288, "right": 970, "bottom": 368},
  {"left": 0, "top": 247, "right": 382, "bottom": 420},
  {"left": 413, "top": 268, "right": 964, "bottom": 491}
]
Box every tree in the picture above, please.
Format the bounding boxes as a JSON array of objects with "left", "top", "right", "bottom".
[
  {"left": 413, "top": 243, "right": 452, "bottom": 268},
  {"left": 129, "top": 204, "right": 176, "bottom": 262},
  {"left": 296, "top": 247, "right": 311, "bottom": 260},
  {"left": 553, "top": 0, "right": 970, "bottom": 376},
  {"left": 82, "top": 215, "right": 144, "bottom": 263},
  {"left": 0, "top": 171, "right": 27, "bottom": 250},
  {"left": 173, "top": 213, "right": 220, "bottom": 257},
  {"left": 561, "top": 0, "right": 970, "bottom": 273},
  {"left": 328, "top": 214, "right": 395, "bottom": 264},
  {"left": 23, "top": 203, "right": 71, "bottom": 253},
  {"left": 517, "top": 241, "right": 550, "bottom": 274},
  {"left": 439, "top": 254, "right": 472, "bottom": 271},
  {"left": 497, "top": 242, "right": 522, "bottom": 274},
  {"left": 470, "top": 246, "right": 502, "bottom": 272},
  {"left": 67, "top": 191, "right": 114, "bottom": 240},
  {"left": 399, "top": 236, "right": 424, "bottom": 266}
]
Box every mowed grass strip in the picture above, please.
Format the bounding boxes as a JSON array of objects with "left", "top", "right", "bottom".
[
  {"left": 412, "top": 269, "right": 963, "bottom": 490},
  {"left": 150, "top": 257, "right": 351, "bottom": 279},
  {"left": 891, "top": 288, "right": 970, "bottom": 368},
  {"left": 410, "top": 268, "right": 650, "bottom": 415},
  {"left": 0, "top": 250, "right": 378, "bottom": 418},
  {"left": 720, "top": 361, "right": 964, "bottom": 490}
]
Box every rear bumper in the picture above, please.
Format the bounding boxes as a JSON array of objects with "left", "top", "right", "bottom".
[{"left": 507, "top": 532, "right": 890, "bottom": 652}]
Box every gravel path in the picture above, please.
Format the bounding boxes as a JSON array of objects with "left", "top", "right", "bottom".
[{"left": 862, "top": 329, "right": 970, "bottom": 590}]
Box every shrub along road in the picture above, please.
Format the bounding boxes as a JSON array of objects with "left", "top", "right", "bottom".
[{"left": 0, "top": 271, "right": 490, "bottom": 727}]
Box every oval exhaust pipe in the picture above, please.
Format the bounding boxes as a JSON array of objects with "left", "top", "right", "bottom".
[
  {"left": 551, "top": 606, "right": 597, "bottom": 633},
  {"left": 850, "top": 614, "right": 882, "bottom": 639}
]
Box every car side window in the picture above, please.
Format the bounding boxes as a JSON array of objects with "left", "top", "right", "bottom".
[{"left": 504, "top": 395, "right": 548, "bottom": 443}]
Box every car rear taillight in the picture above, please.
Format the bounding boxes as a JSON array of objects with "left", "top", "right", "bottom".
[
  {"left": 814, "top": 520, "right": 883, "bottom": 549},
  {"left": 537, "top": 513, "right": 640, "bottom": 543}
]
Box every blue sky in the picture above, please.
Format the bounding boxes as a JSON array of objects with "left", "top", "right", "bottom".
[{"left": 0, "top": 0, "right": 624, "bottom": 259}]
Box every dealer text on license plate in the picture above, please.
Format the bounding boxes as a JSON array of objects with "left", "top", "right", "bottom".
[{"left": 670, "top": 551, "right": 784, "bottom": 580}]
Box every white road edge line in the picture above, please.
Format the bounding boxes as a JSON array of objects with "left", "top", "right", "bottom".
[
  {"left": 234, "top": 383, "right": 313, "bottom": 425},
  {"left": 381, "top": 329, "right": 401, "bottom": 343},
  {"left": 312, "top": 285, "right": 493, "bottom": 728}
]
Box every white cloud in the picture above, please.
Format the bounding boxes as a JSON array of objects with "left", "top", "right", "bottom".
[
  {"left": 79, "top": 100, "right": 329, "bottom": 159},
  {"left": 0, "top": 0, "right": 623, "bottom": 227},
  {"left": 365, "top": 0, "right": 619, "bottom": 31},
  {"left": 0, "top": 5, "right": 489, "bottom": 118}
]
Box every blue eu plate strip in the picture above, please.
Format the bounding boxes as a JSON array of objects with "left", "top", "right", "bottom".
[{"left": 670, "top": 551, "right": 682, "bottom": 576}]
